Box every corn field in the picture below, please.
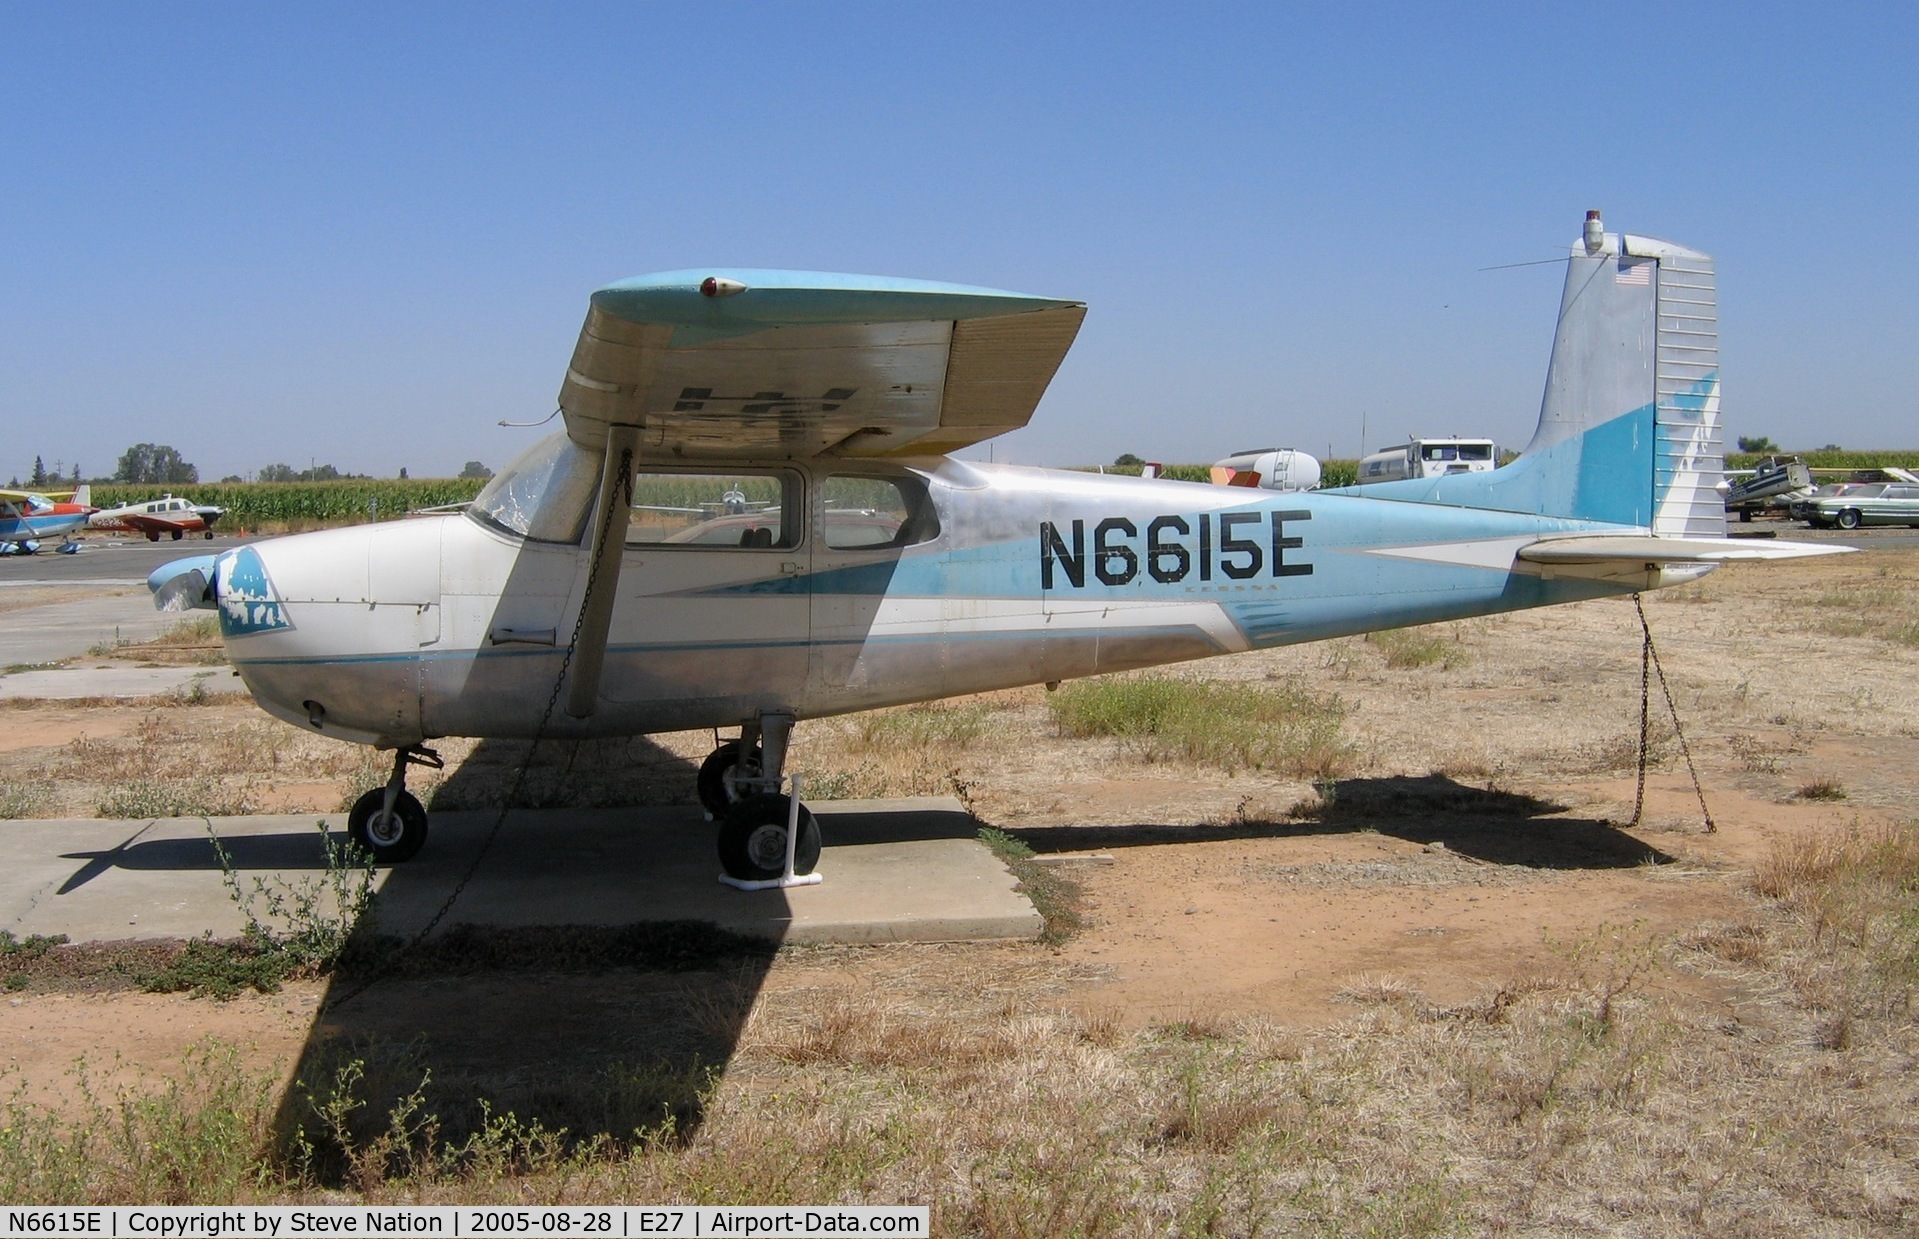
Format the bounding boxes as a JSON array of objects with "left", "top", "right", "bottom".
[{"left": 89, "top": 480, "right": 487, "bottom": 531}]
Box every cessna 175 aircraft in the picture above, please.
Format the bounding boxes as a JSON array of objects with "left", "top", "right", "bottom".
[{"left": 149, "top": 212, "right": 1844, "bottom": 879}]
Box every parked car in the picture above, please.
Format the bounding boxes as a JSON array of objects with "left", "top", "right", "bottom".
[
  {"left": 1791, "top": 482, "right": 1869, "bottom": 522},
  {"left": 1804, "top": 482, "right": 1919, "bottom": 529}
]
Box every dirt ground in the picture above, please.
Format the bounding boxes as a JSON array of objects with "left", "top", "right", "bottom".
[{"left": 2, "top": 544, "right": 1916, "bottom": 1113}]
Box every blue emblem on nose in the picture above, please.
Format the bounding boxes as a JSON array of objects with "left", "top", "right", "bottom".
[{"left": 218, "top": 546, "right": 293, "bottom": 635}]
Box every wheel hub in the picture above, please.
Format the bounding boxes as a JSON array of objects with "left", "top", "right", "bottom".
[
  {"left": 744, "top": 823, "right": 789, "bottom": 870},
  {"left": 365, "top": 811, "right": 406, "bottom": 847}
]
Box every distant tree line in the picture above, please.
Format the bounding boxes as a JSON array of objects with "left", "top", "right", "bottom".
[{"left": 7, "top": 442, "right": 495, "bottom": 488}]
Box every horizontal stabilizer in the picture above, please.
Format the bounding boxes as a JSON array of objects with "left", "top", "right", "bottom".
[{"left": 1519, "top": 535, "right": 1852, "bottom": 565}]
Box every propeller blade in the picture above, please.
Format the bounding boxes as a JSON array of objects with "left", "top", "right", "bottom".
[{"left": 148, "top": 554, "right": 220, "bottom": 611}]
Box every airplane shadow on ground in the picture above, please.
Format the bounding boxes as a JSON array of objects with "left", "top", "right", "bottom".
[
  {"left": 264, "top": 734, "right": 785, "bottom": 1177},
  {"left": 1007, "top": 773, "right": 1678, "bottom": 870}
]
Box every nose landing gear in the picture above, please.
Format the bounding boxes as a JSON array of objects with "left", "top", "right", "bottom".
[{"left": 347, "top": 745, "right": 442, "bottom": 864}]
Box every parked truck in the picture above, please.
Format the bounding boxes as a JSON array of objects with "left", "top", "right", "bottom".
[{"left": 1355, "top": 437, "right": 1497, "bottom": 484}]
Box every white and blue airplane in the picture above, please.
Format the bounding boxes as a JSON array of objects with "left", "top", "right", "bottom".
[
  {"left": 0, "top": 486, "right": 93, "bottom": 554},
  {"left": 149, "top": 212, "right": 1844, "bottom": 879}
]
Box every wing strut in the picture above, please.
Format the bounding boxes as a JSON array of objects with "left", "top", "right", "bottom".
[{"left": 566, "top": 425, "right": 639, "bottom": 719}]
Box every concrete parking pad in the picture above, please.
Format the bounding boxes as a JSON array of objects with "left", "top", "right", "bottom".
[
  {"left": 0, "top": 796, "right": 1042, "bottom": 946},
  {"left": 0, "top": 663, "right": 251, "bottom": 699},
  {"left": 0, "top": 590, "right": 179, "bottom": 665}
]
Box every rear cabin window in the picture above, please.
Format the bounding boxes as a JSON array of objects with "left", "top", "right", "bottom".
[
  {"left": 627, "top": 470, "right": 800, "bottom": 549},
  {"left": 821, "top": 474, "right": 940, "bottom": 550}
]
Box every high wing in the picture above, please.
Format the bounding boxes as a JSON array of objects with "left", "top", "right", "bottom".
[{"left": 557, "top": 270, "right": 1086, "bottom": 459}]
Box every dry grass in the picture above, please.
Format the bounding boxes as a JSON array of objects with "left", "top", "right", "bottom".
[
  {"left": 5, "top": 907, "right": 1915, "bottom": 1230},
  {"left": 795, "top": 702, "right": 1006, "bottom": 799},
  {"left": 1794, "top": 777, "right": 1848, "bottom": 801},
  {"left": 88, "top": 616, "right": 228, "bottom": 665},
  {"left": 0, "top": 713, "right": 380, "bottom": 818}
]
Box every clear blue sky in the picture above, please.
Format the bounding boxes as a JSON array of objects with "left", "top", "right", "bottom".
[{"left": 3, "top": 2, "right": 1914, "bottom": 482}]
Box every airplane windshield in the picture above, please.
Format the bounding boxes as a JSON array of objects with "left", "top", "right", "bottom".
[{"left": 468, "top": 431, "right": 600, "bottom": 544}]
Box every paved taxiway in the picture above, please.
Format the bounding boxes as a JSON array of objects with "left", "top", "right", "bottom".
[
  {"left": 0, "top": 536, "right": 258, "bottom": 696},
  {"left": 0, "top": 798, "right": 1042, "bottom": 945}
]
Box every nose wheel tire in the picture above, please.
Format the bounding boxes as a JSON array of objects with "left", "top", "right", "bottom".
[
  {"left": 697, "top": 740, "right": 761, "bottom": 819},
  {"left": 717, "top": 793, "right": 820, "bottom": 882},
  {"left": 347, "top": 788, "right": 429, "bottom": 864}
]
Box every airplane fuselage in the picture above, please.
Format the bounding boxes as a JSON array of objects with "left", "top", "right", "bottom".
[
  {"left": 0, "top": 506, "right": 90, "bottom": 548},
  {"left": 213, "top": 456, "right": 1702, "bottom": 750}
]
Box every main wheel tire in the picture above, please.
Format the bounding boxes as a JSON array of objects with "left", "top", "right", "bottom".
[
  {"left": 347, "top": 788, "right": 429, "bottom": 864},
  {"left": 697, "top": 740, "right": 760, "bottom": 818},
  {"left": 170, "top": 529, "right": 183, "bottom": 540},
  {"left": 717, "top": 793, "right": 820, "bottom": 882},
  {"left": 146, "top": 531, "right": 160, "bottom": 542},
  {"left": 1837, "top": 508, "right": 1863, "bottom": 530}
]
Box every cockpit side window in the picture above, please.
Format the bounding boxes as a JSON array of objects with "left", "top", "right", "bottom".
[
  {"left": 468, "top": 431, "right": 601, "bottom": 544},
  {"left": 627, "top": 469, "right": 801, "bottom": 548},
  {"left": 821, "top": 473, "right": 941, "bottom": 550}
]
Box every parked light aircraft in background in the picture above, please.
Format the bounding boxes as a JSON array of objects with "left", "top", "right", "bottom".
[
  {"left": 89, "top": 494, "right": 225, "bottom": 541},
  {"left": 149, "top": 213, "right": 1847, "bottom": 878},
  {"left": 0, "top": 487, "right": 94, "bottom": 554}
]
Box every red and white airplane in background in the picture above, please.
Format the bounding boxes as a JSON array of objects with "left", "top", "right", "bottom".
[{"left": 89, "top": 494, "right": 225, "bottom": 541}]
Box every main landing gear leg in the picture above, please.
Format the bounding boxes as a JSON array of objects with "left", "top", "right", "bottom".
[
  {"left": 714, "top": 712, "right": 822, "bottom": 887},
  {"left": 697, "top": 719, "right": 763, "bottom": 821},
  {"left": 347, "top": 745, "right": 441, "bottom": 864}
]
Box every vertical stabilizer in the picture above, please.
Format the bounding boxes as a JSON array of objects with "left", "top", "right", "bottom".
[
  {"left": 1518, "top": 213, "right": 1724, "bottom": 531},
  {"left": 1348, "top": 212, "right": 1725, "bottom": 534}
]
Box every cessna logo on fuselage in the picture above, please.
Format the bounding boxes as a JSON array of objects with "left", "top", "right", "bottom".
[{"left": 1040, "top": 510, "right": 1312, "bottom": 588}]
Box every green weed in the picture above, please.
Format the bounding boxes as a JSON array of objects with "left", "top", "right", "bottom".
[
  {"left": 1049, "top": 674, "right": 1353, "bottom": 777},
  {"left": 139, "top": 824, "right": 376, "bottom": 998},
  {"left": 0, "top": 777, "right": 56, "bottom": 818},
  {"left": 979, "top": 826, "right": 1084, "bottom": 943},
  {"left": 1365, "top": 625, "right": 1470, "bottom": 670},
  {"left": 0, "top": 1043, "right": 280, "bottom": 1203},
  {"left": 0, "top": 930, "right": 70, "bottom": 959},
  {"left": 97, "top": 778, "right": 255, "bottom": 818}
]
